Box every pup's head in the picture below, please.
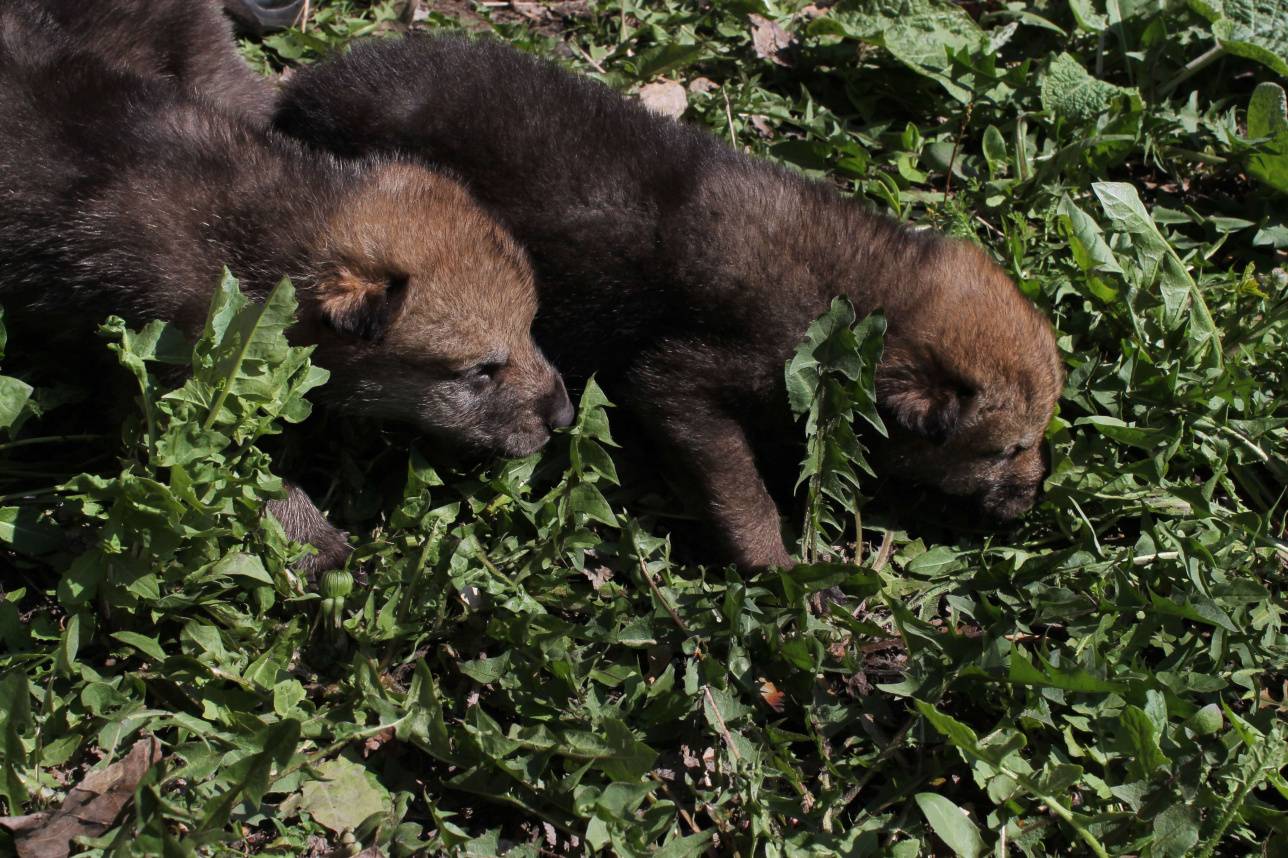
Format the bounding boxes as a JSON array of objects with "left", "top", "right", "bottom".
[
  {"left": 876, "top": 240, "right": 1064, "bottom": 521},
  {"left": 302, "top": 163, "right": 573, "bottom": 457}
]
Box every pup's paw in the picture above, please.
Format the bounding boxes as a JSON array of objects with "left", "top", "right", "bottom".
[{"left": 265, "top": 483, "right": 354, "bottom": 580}]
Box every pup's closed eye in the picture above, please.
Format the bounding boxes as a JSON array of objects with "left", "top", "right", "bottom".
[
  {"left": 988, "top": 442, "right": 1032, "bottom": 460},
  {"left": 459, "top": 357, "right": 508, "bottom": 384}
]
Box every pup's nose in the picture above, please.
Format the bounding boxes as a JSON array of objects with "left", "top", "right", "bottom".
[
  {"left": 980, "top": 482, "right": 1040, "bottom": 521},
  {"left": 542, "top": 375, "right": 575, "bottom": 430}
]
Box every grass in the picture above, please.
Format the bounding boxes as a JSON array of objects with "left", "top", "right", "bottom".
[{"left": 2, "top": 0, "right": 1287, "bottom": 855}]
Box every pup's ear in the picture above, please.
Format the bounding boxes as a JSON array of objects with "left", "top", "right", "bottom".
[
  {"left": 880, "top": 359, "right": 976, "bottom": 444},
  {"left": 316, "top": 269, "right": 409, "bottom": 341}
]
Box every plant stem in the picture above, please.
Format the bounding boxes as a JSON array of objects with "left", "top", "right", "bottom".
[
  {"left": 1162, "top": 45, "right": 1225, "bottom": 97},
  {"left": 0, "top": 433, "right": 106, "bottom": 452}
]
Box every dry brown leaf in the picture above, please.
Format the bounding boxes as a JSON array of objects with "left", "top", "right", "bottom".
[
  {"left": 582, "top": 565, "right": 614, "bottom": 591},
  {"left": 362, "top": 726, "right": 396, "bottom": 757},
  {"left": 759, "top": 678, "right": 786, "bottom": 712},
  {"left": 688, "top": 76, "right": 718, "bottom": 94},
  {"left": 511, "top": 1, "right": 547, "bottom": 21},
  {"left": 638, "top": 81, "right": 688, "bottom": 119},
  {"left": 749, "top": 115, "right": 775, "bottom": 138},
  {"left": 750, "top": 14, "right": 794, "bottom": 66},
  {"left": 0, "top": 736, "right": 162, "bottom": 858}
]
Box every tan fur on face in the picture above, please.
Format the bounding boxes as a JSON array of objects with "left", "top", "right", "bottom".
[
  {"left": 877, "top": 241, "right": 1065, "bottom": 519},
  {"left": 303, "top": 163, "right": 571, "bottom": 455}
]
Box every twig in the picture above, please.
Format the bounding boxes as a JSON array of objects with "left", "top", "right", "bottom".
[
  {"left": 651, "top": 776, "right": 706, "bottom": 840},
  {"left": 871, "top": 530, "right": 895, "bottom": 572},
  {"left": 1161, "top": 44, "right": 1224, "bottom": 97},
  {"left": 723, "top": 88, "right": 738, "bottom": 148},
  {"left": 569, "top": 41, "right": 607, "bottom": 75},
  {"left": 842, "top": 716, "right": 914, "bottom": 805},
  {"left": 640, "top": 554, "right": 689, "bottom": 633},
  {"left": 702, "top": 686, "right": 742, "bottom": 762},
  {"left": 853, "top": 505, "right": 863, "bottom": 567},
  {"left": 632, "top": 530, "right": 689, "bottom": 633},
  {"left": 1132, "top": 550, "right": 1180, "bottom": 566},
  {"left": 942, "top": 99, "right": 974, "bottom": 203},
  {"left": 0, "top": 485, "right": 67, "bottom": 504}
]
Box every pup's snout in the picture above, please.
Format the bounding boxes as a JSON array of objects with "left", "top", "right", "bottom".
[
  {"left": 979, "top": 480, "right": 1041, "bottom": 521},
  {"left": 541, "top": 375, "right": 575, "bottom": 430}
]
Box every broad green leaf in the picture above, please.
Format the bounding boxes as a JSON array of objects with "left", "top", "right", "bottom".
[
  {"left": 0, "top": 671, "right": 32, "bottom": 809},
  {"left": 201, "top": 718, "right": 301, "bottom": 827},
  {"left": 457, "top": 652, "right": 512, "bottom": 684},
  {"left": 1007, "top": 651, "right": 1125, "bottom": 693},
  {"left": 0, "top": 375, "right": 32, "bottom": 431},
  {"left": 1068, "top": 0, "right": 1109, "bottom": 31},
  {"left": 295, "top": 757, "right": 390, "bottom": 834},
  {"left": 1245, "top": 81, "right": 1288, "bottom": 193},
  {"left": 981, "top": 125, "right": 1008, "bottom": 178},
  {"left": 211, "top": 552, "right": 274, "bottom": 585},
  {"left": 111, "top": 631, "right": 167, "bottom": 662},
  {"left": 654, "top": 830, "right": 717, "bottom": 858},
  {"left": 56, "top": 612, "right": 81, "bottom": 677},
  {"left": 569, "top": 481, "right": 617, "bottom": 527},
  {"left": 915, "top": 792, "right": 986, "bottom": 858},
  {"left": 1121, "top": 705, "right": 1169, "bottom": 777},
  {"left": 1058, "top": 195, "right": 1124, "bottom": 279},
  {"left": 1152, "top": 804, "right": 1200, "bottom": 856},
  {"left": 0, "top": 506, "right": 62, "bottom": 555},
  {"left": 1189, "top": 0, "right": 1288, "bottom": 77},
  {"left": 400, "top": 661, "right": 457, "bottom": 764},
  {"left": 1187, "top": 703, "right": 1224, "bottom": 736},
  {"left": 905, "top": 545, "right": 963, "bottom": 577},
  {"left": 1092, "top": 182, "right": 1222, "bottom": 360},
  {"left": 1041, "top": 53, "right": 1137, "bottom": 123},
  {"left": 823, "top": 0, "right": 989, "bottom": 102},
  {"left": 273, "top": 680, "right": 306, "bottom": 716}
]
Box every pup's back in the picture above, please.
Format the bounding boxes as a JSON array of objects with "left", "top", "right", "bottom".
[
  {"left": 12, "top": 0, "right": 275, "bottom": 122},
  {"left": 0, "top": 11, "right": 317, "bottom": 331},
  {"left": 276, "top": 35, "right": 748, "bottom": 379}
]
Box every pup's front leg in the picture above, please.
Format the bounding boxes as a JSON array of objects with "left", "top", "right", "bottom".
[
  {"left": 633, "top": 356, "right": 791, "bottom": 569},
  {"left": 265, "top": 482, "right": 352, "bottom": 577}
]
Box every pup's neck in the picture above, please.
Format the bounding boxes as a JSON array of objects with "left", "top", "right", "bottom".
[
  {"left": 686, "top": 162, "right": 944, "bottom": 327},
  {"left": 123, "top": 139, "right": 356, "bottom": 331}
]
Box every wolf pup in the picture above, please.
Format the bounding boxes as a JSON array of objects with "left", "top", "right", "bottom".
[
  {"left": 14, "top": 0, "right": 276, "bottom": 123},
  {"left": 0, "top": 19, "right": 572, "bottom": 570},
  {"left": 274, "top": 35, "right": 1063, "bottom": 569}
]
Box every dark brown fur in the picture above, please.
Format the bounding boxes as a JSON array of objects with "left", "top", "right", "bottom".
[
  {"left": 273, "top": 35, "right": 1063, "bottom": 568},
  {"left": 15, "top": 0, "right": 275, "bottom": 124},
  {"left": 0, "top": 19, "right": 571, "bottom": 567}
]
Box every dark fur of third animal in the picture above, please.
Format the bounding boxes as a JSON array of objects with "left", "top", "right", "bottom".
[
  {"left": 274, "top": 35, "right": 1065, "bottom": 569},
  {"left": 0, "top": 11, "right": 572, "bottom": 572},
  {"left": 15, "top": 0, "right": 276, "bottom": 123}
]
